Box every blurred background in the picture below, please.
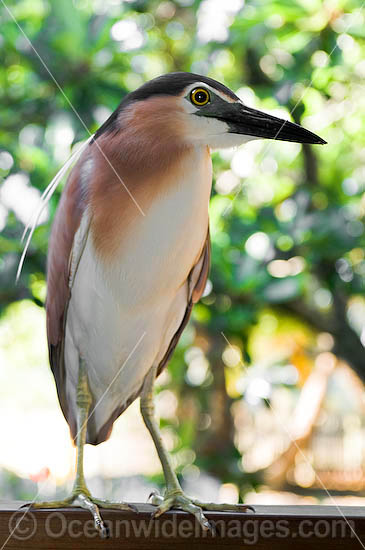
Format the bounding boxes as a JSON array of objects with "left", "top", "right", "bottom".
[{"left": 1, "top": 0, "right": 365, "bottom": 508}]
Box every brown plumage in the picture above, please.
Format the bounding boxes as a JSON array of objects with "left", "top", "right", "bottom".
[
  {"left": 24, "top": 72, "right": 325, "bottom": 532},
  {"left": 46, "top": 95, "right": 211, "bottom": 445}
]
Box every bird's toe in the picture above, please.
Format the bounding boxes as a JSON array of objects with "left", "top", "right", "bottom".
[
  {"left": 149, "top": 491, "right": 211, "bottom": 531},
  {"left": 93, "top": 498, "right": 137, "bottom": 513},
  {"left": 192, "top": 500, "right": 255, "bottom": 513}
]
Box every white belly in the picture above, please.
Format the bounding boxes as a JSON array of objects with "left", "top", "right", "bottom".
[{"left": 64, "top": 147, "right": 212, "bottom": 438}]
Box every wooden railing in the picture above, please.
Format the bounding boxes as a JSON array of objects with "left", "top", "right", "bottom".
[{"left": 1, "top": 501, "right": 364, "bottom": 549}]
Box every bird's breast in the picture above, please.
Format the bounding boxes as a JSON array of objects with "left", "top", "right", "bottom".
[
  {"left": 64, "top": 146, "right": 212, "bottom": 434},
  {"left": 90, "top": 146, "right": 212, "bottom": 304}
]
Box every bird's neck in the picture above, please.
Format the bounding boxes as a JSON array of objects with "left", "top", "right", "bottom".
[{"left": 95, "top": 97, "right": 191, "bottom": 181}]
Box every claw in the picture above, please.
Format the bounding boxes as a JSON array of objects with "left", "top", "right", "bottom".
[
  {"left": 148, "top": 490, "right": 164, "bottom": 507},
  {"left": 76, "top": 495, "right": 109, "bottom": 539},
  {"left": 96, "top": 520, "right": 109, "bottom": 539},
  {"left": 148, "top": 490, "right": 157, "bottom": 501},
  {"left": 192, "top": 507, "right": 211, "bottom": 532},
  {"left": 243, "top": 504, "right": 255, "bottom": 513},
  {"left": 126, "top": 502, "right": 139, "bottom": 514}
]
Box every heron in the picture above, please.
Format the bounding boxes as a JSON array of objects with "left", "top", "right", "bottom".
[{"left": 22, "top": 72, "right": 325, "bottom": 535}]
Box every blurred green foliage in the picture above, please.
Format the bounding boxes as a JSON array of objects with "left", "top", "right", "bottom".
[{"left": 1, "top": 0, "right": 365, "bottom": 499}]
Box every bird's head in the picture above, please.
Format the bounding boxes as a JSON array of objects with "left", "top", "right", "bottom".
[{"left": 95, "top": 72, "right": 326, "bottom": 152}]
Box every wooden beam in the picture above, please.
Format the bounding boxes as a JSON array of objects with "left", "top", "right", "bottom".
[{"left": 1, "top": 501, "right": 364, "bottom": 549}]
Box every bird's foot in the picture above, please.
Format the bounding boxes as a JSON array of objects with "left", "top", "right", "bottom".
[
  {"left": 24, "top": 487, "right": 136, "bottom": 538},
  {"left": 149, "top": 489, "right": 254, "bottom": 531}
]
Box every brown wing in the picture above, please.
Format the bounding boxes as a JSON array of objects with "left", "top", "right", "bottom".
[
  {"left": 46, "top": 156, "right": 88, "bottom": 438},
  {"left": 94, "top": 230, "right": 211, "bottom": 444}
]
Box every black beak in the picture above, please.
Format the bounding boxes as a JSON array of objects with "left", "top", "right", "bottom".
[{"left": 200, "top": 101, "right": 326, "bottom": 145}]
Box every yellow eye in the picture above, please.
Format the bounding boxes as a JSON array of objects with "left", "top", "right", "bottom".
[{"left": 190, "top": 88, "right": 210, "bottom": 106}]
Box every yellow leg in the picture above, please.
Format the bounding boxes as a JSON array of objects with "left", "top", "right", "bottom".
[
  {"left": 140, "top": 365, "right": 254, "bottom": 531},
  {"left": 27, "top": 359, "right": 135, "bottom": 537}
]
